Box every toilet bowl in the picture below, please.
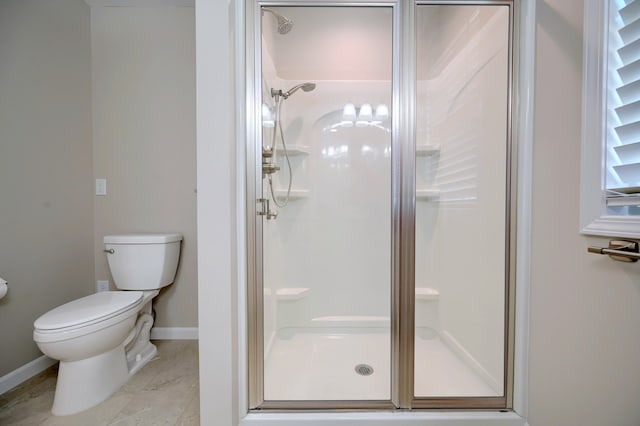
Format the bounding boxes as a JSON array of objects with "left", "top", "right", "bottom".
[{"left": 33, "top": 233, "right": 182, "bottom": 416}]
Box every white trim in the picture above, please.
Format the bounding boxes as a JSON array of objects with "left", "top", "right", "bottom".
[
  {"left": 241, "top": 412, "right": 527, "bottom": 426},
  {"left": 580, "top": 0, "right": 640, "bottom": 237},
  {"left": 0, "top": 355, "right": 57, "bottom": 396},
  {"left": 196, "top": 0, "right": 237, "bottom": 424},
  {"left": 581, "top": 0, "right": 609, "bottom": 235},
  {"left": 236, "top": 0, "right": 249, "bottom": 420},
  {"left": 581, "top": 215, "right": 640, "bottom": 238},
  {"left": 150, "top": 327, "right": 198, "bottom": 340},
  {"left": 512, "top": 0, "right": 535, "bottom": 419}
]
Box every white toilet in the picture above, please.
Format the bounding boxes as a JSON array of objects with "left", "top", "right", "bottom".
[{"left": 33, "top": 233, "right": 182, "bottom": 416}]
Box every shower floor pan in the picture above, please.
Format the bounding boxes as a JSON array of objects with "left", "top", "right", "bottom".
[{"left": 263, "top": 327, "right": 498, "bottom": 401}]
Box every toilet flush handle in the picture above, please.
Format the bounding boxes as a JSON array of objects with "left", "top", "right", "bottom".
[{"left": 103, "top": 248, "right": 115, "bottom": 254}]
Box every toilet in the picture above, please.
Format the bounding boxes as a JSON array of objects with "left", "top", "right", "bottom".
[{"left": 33, "top": 233, "right": 182, "bottom": 416}]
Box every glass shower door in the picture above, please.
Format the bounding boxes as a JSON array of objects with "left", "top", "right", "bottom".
[
  {"left": 258, "top": 5, "right": 394, "bottom": 403},
  {"left": 414, "top": 3, "right": 511, "bottom": 402},
  {"left": 247, "top": 0, "right": 516, "bottom": 411}
]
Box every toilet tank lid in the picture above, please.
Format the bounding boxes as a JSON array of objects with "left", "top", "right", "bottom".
[{"left": 104, "top": 233, "right": 183, "bottom": 244}]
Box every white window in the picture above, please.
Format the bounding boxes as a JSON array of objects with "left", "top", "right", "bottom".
[{"left": 582, "top": 0, "right": 640, "bottom": 237}]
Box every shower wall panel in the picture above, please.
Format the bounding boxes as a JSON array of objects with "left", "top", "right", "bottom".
[{"left": 262, "top": 80, "right": 392, "bottom": 332}]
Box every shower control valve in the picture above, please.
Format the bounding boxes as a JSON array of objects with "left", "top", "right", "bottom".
[{"left": 262, "top": 162, "right": 280, "bottom": 175}]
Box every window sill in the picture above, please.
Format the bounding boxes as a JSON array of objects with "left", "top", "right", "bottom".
[{"left": 581, "top": 215, "right": 640, "bottom": 239}]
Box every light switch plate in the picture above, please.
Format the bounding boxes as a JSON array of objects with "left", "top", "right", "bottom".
[
  {"left": 96, "top": 178, "right": 107, "bottom": 196},
  {"left": 96, "top": 280, "right": 109, "bottom": 292}
]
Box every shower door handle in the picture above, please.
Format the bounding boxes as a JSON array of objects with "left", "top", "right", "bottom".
[
  {"left": 257, "top": 198, "right": 277, "bottom": 220},
  {"left": 257, "top": 198, "right": 268, "bottom": 216}
]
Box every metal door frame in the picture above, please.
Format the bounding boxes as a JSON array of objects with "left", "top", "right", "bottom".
[{"left": 245, "top": 0, "right": 517, "bottom": 411}]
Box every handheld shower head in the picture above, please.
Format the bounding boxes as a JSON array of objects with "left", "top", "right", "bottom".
[
  {"left": 263, "top": 8, "right": 294, "bottom": 35},
  {"left": 270, "top": 82, "right": 316, "bottom": 101},
  {"left": 283, "top": 82, "right": 316, "bottom": 99}
]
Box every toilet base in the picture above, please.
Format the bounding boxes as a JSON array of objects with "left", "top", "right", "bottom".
[
  {"left": 127, "top": 340, "right": 157, "bottom": 376},
  {"left": 124, "top": 305, "right": 157, "bottom": 376},
  {"left": 52, "top": 344, "right": 129, "bottom": 416}
]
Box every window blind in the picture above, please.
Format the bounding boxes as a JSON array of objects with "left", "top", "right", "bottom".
[{"left": 607, "top": 0, "right": 640, "bottom": 211}]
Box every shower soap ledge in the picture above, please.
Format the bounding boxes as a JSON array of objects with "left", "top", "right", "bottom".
[
  {"left": 416, "top": 287, "right": 439, "bottom": 301},
  {"left": 416, "top": 144, "right": 440, "bottom": 156},
  {"left": 416, "top": 189, "right": 440, "bottom": 200},
  {"left": 276, "top": 145, "right": 311, "bottom": 156},
  {"left": 275, "top": 189, "right": 309, "bottom": 200},
  {"left": 276, "top": 287, "right": 310, "bottom": 301}
]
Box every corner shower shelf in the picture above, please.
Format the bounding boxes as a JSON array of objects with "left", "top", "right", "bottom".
[
  {"left": 276, "top": 145, "right": 311, "bottom": 156},
  {"left": 276, "top": 287, "right": 309, "bottom": 301},
  {"left": 416, "top": 287, "right": 439, "bottom": 301},
  {"left": 416, "top": 144, "right": 441, "bottom": 156},
  {"left": 416, "top": 189, "right": 440, "bottom": 200},
  {"left": 275, "top": 189, "right": 310, "bottom": 200}
]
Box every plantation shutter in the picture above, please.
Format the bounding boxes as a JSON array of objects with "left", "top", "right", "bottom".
[{"left": 608, "top": 0, "right": 640, "bottom": 210}]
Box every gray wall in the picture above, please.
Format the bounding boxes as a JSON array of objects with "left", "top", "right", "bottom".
[
  {"left": 0, "top": 1, "right": 197, "bottom": 378},
  {"left": 529, "top": 0, "right": 640, "bottom": 424},
  {"left": 91, "top": 6, "right": 197, "bottom": 328},
  {"left": 0, "top": 0, "right": 94, "bottom": 376}
]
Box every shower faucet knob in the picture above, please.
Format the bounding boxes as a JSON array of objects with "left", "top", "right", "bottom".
[{"left": 262, "top": 163, "right": 280, "bottom": 175}]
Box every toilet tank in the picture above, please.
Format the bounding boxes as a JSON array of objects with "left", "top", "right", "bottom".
[{"left": 103, "top": 234, "right": 182, "bottom": 290}]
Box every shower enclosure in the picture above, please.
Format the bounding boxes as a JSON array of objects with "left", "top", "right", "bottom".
[{"left": 246, "top": 0, "right": 516, "bottom": 410}]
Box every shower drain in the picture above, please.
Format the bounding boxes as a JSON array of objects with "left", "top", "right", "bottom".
[{"left": 354, "top": 364, "right": 374, "bottom": 376}]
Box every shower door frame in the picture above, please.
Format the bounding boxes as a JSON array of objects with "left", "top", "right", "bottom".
[{"left": 246, "top": 0, "right": 518, "bottom": 411}]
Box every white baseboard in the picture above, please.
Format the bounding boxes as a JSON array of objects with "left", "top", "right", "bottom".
[
  {"left": 440, "top": 330, "right": 501, "bottom": 394},
  {"left": 150, "top": 327, "right": 198, "bottom": 340},
  {"left": 0, "top": 355, "right": 57, "bottom": 396}
]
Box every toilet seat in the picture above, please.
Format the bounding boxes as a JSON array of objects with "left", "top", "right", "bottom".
[{"left": 34, "top": 291, "right": 143, "bottom": 343}]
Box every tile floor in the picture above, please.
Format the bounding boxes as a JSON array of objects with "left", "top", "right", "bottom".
[{"left": 0, "top": 340, "right": 199, "bottom": 426}]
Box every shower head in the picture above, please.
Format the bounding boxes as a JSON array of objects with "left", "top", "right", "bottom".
[
  {"left": 283, "top": 82, "right": 316, "bottom": 99},
  {"left": 263, "top": 8, "right": 294, "bottom": 35},
  {"left": 270, "top": 82, "right": 316, "bottom": 102}
]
